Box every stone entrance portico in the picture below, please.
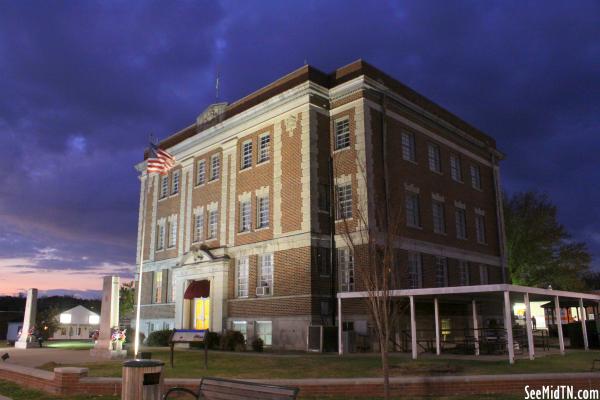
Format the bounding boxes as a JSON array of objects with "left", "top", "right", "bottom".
[{"left": 173, "top": 249, "right": 230, "bottom": 332}]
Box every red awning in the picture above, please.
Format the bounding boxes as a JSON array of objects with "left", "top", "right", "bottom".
[{"left": 184, "top": 280, "right": 210, "bottom": 299}]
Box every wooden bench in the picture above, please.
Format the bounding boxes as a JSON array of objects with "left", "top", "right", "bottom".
[{"left": 163, "top": 377, "right": 299, "bottom": 399}]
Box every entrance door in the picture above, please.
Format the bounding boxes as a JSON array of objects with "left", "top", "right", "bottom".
[{"left": 194, "top": 297, "right": 211, "bottom": 330}]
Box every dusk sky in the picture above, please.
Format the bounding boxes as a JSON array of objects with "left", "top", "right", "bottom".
[{"left": 0, "top": 1, "right": 598, "bottom": 298}]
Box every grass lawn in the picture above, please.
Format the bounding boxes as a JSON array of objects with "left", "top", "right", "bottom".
[
  {"left": 0, "top": 379, "right": 522, "bottom": 400},
  {"left": 38, "top": 348, "right": 600, "bottom": 379},
  {"left": 45, "top": 340, "right": 94, "bottom": 350},
  {"left": 0, "top": 379, "right": 118, "bottom": 400}
]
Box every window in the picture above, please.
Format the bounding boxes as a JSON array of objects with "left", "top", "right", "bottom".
[
  {"left": 338, "top": 248, "right": 354, "bottom": 292},
  {"left": 475, "top": 214, "right": 486, "bottom": 244},
  {"left": 232, "top": 321, "right": 247, "bottom": 341},
  {"left": 428, "top": 143, "right": 441, "bottom": 173},
  {"left": 59, "top": 313, "right": 71, "bottom": 324},
  {"left": 88, "top": 315, "right": 100, "bottom": 324},
  {"left": 405, "top": 192, "right": 421, "bottom": 228},
  {"left": 258, "top": 134, "right": 270, "bottom": 163},
  {"left": 435, "top": 257, "right": 448, "bottom": 287},
  {"left": 208, "top": 209, "right": 218, "bottom": 239},
  {"left": 318, "top": 183, "right": 330, "bottom": 213},
  {"left": 156, "top": 223, "right": 165, "bottom": 250},
  {"left": 432, "top": 200, "right": 446, "bottom": 234},
  {"left": 236, "top": 257, "right": 249, "bottom": 297},
  {"left": 479, "top": 264, "right": 489, "bottom": 284},
  {"left": 255, "top": 321, "right": 272, "bottom": 346},
  {"left": 334, "top": 118, "right": 350, "bottom": 150},
  {"left": 458, "top": 260, "right": 470, "bottom": 286},
  {"left": 258, "top": 253, "right": 273, "bottom": 295},
  {"left": 171, "top": 171, "right": 180, "bottom": 194},
  {"left": 401, "top": 132, "right": 416, "bottom": 162},
  {"left": 257, "top": 196, "right": 269, "bottom": 228},
  {"left": 314, "top": 247, "right": 331, "bottom": 276},
  {"left": 470, "top": 165, "right": 481, "bottom": 190},
  {"left": 239, "top": 200, "right": 251, "bottom": 232},
  {"left": 336, "top": 183, "right": 352, "bottom": 219},
  {"left": 407, "top": 252, "right": 422, "bottom": 289},
  {"left": 193, "top": 212, "right": 204, "bottom": 242},
  {"left": 196, "top": 160, "right": 206, "bottom": 185},
  {"left": 450, "top": 154, "right": 462, "bottom": 182},
  {"left": 153, "top": 271, "right": 163, "bottom": 304},
  {"left": 210, "top": 154, "right": 220, "bottom": 180},
  {"left": 168, "top": 219, "right": 177, "bottom": 248},
  {"left": 455, "top": 208, "right": 467, "bottom": 239},
  {"left": 160, "top": 175, "right": 168, "bottom": 199},
  {"left": 241, "top": 140, "right": 253, "bottom": 169}
]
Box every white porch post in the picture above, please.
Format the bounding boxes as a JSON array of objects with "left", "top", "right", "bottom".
[
  {"left": 503, "top": 291, "right": 515, "bottom": 364},
  {"left": 554, "top": 296, "right": 565, "bottom": 355},
  {"left": 472, "top": 299, "right": 479, "bottom": 356},
  {"left": 434, "top": 297, "right": 441, "bottom": 356},
  {"left": 410, "top": 295, "right": 417, "bottom": 360},
  {"left": 338, "top": 297, "right": 343, "bottom": 355},
  {"left": 524, "top": 293, "right": 535, "bottom": 360},
  {"left": 579, "top": 298, "right": 589, "bottom": 351}
]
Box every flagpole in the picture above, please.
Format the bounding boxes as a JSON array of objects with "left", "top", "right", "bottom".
[{"left": 133, "top": 172, "right": 149, "bottom": 358}]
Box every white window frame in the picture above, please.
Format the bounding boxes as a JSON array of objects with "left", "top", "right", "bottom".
[
  {"left": 236, "top": 257, "right": 249, "bottom": 298},
  {"left": 406, "top": 192, "right": 421, "bottom": 228},
  {"left": 239, "top": 200, "right": 251, "bottom": 232},
  {"left": 432, "top": 200, "right": 446, "bottom": 234},
  {"left": 455, "top": 208, "right": 467, "bottom": 240},
  {"left": 470, "top": 164, "right": 482, "bottom": 190},
  {"left": 232, "top": 321, "right": 247, "bottom": 340},
  {"left": 193, "top": 212, "right": 204, "bottom": 243},
  {"left": 337, "top": 248, "right": 354, "bottom": 292},
  {"left": 210, "top": 154, "right": 220, "bottom": 181},
  {"left": 153, "top": 271, "right": 163, "bottom": 304},
  {"left": 407, "top": 252, "right": 423, "bottom": 289},
  {"left": 334, "top": 118, "right": 350, "bottom": 150},
  {"left": 196, "top": 160, "right": 206, "bottom": 185},
  {"left": 401, "top": 132, "right": 416, "bottom": 162},
  {"left": 479, "top": 264, "right": 489, "bottom": 284},
  {"left": 171, "top": 171, "right": 180, "bottom": 195},
  {"left": 168, "top": 219, "right": 177, "bottom": 248},
  {"left": 435, "top": 257, "right": 448, "bottom": 287},
  {"left": 257, "top": 196, "right": 269, "bottom": 229},
  {"left": 335, "top": 183, "right": 352, "bottom": 220},
  {"left": 208, "top": 209, "right": 218, "bottom": 239},
  {"left": 160, "top": 175, "right": 168, "bottom": 199},
  {"left": 241, "top": 140, "right": 253, "bottom": 170},
  {"left": 255, "top": 321, "right": 272, "bottom": 346},
  {"left": 258, "top": 133, "right": 270, "bottom": 163},
  {"left": 258, "top": 253, "right": 273, "bottom": 294},
  {"left": 428, "top": 143, "right": 442, "bottom": 173},
  {"left": 450, "top": 154, "right": 462, "bottom": 182},
  {"left": 475, "top": 214, "right": 486, "bottom": 244},
  {"left": 156, "top": 223, "right": 165, "bottom": 250}
]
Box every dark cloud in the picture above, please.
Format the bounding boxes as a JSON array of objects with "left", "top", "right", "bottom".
[{"left": 0, "top": 0, "right": 598, "bottom": 295}]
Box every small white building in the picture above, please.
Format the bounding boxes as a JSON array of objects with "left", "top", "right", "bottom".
[{"left": 52, "top": 305, "right": 100, "bottom": 340}]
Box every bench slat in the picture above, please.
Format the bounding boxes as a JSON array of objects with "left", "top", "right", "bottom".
[
  {"left": 201, "top": 379, "right": 297, "bottom": 395},
  {"left": 199, "top": 377, "right": 297, "bottom": 400},
  {"left": 203, "top": 385, "right": 295, "bottom": 399}
]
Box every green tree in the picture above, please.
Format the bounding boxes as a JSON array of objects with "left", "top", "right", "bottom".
[
  {"left": 504, "top": 191, "right": 591, "bottom": 291},
  {"left": 119, "top": 281, "right": 135, "bottom": 321}
]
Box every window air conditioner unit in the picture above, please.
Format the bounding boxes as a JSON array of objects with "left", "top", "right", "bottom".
[{"left": 256, "top": 286, "right": 271, "bottom": 296}]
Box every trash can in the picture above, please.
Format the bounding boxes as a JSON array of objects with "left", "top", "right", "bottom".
[{"left": 122, "top": 359, "right": 165, "bottom": 400}]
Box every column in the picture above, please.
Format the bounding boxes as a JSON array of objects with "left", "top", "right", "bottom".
[
  {"left": 15, "top": 288, "right": 38, "bottom": 349},
  {"left": 554, "top": 296, "right": 565, "bottom": 355},
  {"left": 410, "top": 295, "right": 417, "bottom": 360},
  {"left": 524, "top": 293, "right": 535, "bottom": 360},
  {"left": 338, "top": 297, "right": 343, "bottom": 355},
  {"left": 472, "top": 299, "right": 480, "bottom": 356},
  {"left": 503, "top": 291, "right": 515, "bottom": 364},
  {"left": 434, "top": 297, "right": 440, "bottom": 356},
  {"left": 579, "top": 298, "right": 589, "bottom": 351}
]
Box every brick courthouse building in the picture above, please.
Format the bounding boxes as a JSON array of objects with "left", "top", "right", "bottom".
[{"left": 134, "top": 60, "right": 508, "bottom": 350}]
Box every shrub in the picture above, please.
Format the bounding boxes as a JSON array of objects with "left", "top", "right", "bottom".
[
  {"left": 145, "top": 329, "right": 172, "bottom": 347},
  {"left": 251, "top": 337, "right": 264, "bottom": 352},
  {"left": 190, "top": 331, "right": 221, "bottom": 350},
  {"left": 220, "top": 330, "right": 245, "bottom": 351},
  {"left": 124, "top": 328, "right": 145, "bottom": 344}
]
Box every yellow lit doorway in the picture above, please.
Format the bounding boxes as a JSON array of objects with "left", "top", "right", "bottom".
[{"left": 194, "top": 297, "right": 210, "bottom": 330}]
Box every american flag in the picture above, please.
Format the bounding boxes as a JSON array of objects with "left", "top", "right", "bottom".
[{"left": 147, "top": 141, "right": 175, "bottom": 175}]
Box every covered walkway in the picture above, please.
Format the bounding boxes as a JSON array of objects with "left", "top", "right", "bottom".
[{"left": 337, "top": 284, "right": 600, "bottom": 363}]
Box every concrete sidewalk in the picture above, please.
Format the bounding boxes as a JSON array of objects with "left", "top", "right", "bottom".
[{"left": 0, "top": 346, "right": 102, "bottom": 368}]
